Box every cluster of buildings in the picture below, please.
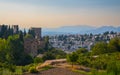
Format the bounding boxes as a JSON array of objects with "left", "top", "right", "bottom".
[{"left": 49, "top": 32, "right": 120, "bottom": 52}]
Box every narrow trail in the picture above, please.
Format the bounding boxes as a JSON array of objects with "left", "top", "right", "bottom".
[
  {"left": 24, "top": 68, "right": 84, "bottom": 75},
  {"left": 24, "top": 59, "right": 88, "bottom": 75}
]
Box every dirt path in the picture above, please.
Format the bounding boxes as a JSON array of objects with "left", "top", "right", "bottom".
[
  {"left": 24, "top": 68, "right": 84, "bottom": 75},
  {"left": 24, "top": 59, "right": 88, "bottom": 75}
]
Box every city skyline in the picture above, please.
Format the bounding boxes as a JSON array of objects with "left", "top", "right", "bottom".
[{"left": 0, "top": 0, "right": 120, "bottom": 28}]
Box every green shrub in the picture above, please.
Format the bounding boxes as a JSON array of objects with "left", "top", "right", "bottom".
[
  {"left": 2, "top": 69, "right": 12, "bottom": 75},
  {"left": 29, "top": 67, "right": 38, "bottom": 73},
  {"left": 22, "top": 65, "right": 30, "bottom": 72},
  {"left": 92, "top": 69, "right": 98, "bottom": 75},
  {"left": 22, "top": 63, "right": 36, "bottom": 72},
  {"left": 14, "top": 67, "right": 23, "bottom": 75},
  {"left": 34, "top": 57, "right": 43, "bottom": 63},
  {"left": 107, "top": 60, "right": 120, "bottom": 75},
  {"left": 41, "top": 65, "right": 53, "bottom": 71}
]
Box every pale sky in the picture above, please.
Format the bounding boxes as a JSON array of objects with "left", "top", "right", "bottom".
[{"left": 0, "top": 0, "right": 120, "bottom": 28}]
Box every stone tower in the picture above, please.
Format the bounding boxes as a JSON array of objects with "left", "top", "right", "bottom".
[
  {"left": 12, "top": 25, "right": 19, "bottom": 34},
  {"left": 24, "top": 27, "right": 44, "bottom": 57},
  {"left": 0, "top": 25, "right": 2, "bottom": 32},
  {"left": 31, "top": 28, "right": 41, "bottom": 39}
]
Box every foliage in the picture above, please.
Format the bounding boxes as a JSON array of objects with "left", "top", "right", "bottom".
[
  {"left": 108, "top": 37, "right": 120, "bottom": 52},
  {"left": 0, "top": 34, "right": 33, "bottom": 66},
  {"left": 50, "top": 49, "right": 66, "bottom": 59},
  {"left": 43, "top": 36, "right": 51, "bottom": 50},
  {"left": 38, "top": 48, "right": 45, "bottom": 54},
  {"left": 22, "top": 63, "right": 38, "bottom": 73},
  {"left": 34, "top": 57, "right": 43, "bottom": 63},
  {"left": 92, "top": 37, "right": 120, "bottom": 55},
  {"left": 92, "top": 42, "right": 108, "bottom": 55},
  {"left": 67, "top": 37, "right": 120, "bottom": 75},
  {"left": 40, "top": 65, "right": 54, "bottom": 71},
  {"left": 42, "top": 49, "right": 66, "bottom": 61},
  {"left": 107, "top": 60, "right": 120, "bottom": 75},
  {"left": 77, "top": 54, "right": 90, "bottom": 67},
  {"left": 22, "top": 64, "right": 34, "bottom": 72},
  {"left": 73, "top": 69, "right": 92, "bottom": 75},
  {"left": 6, "top": 35, "right": 24, "bottom": 65},
  {"left": 24, "top": 34, "right": 34, "bottom": 39},
  {"left": 42, "top": 52, "right": 55, "bottom": 61},
  {"left": 0, "top": 25, "right": 13, "bottom": 39},
  {"left": 56, "top": 55, "right": 64, "bottom": 59},
  {"left": 1, "top": 69, "right": 13, "bottom": 75},
  {"left": 14, "top": 67, "right": 23, "bottom": 75},
  {"left": 20, "top": 54, "right": 33, "bottom": 65},
  {"left": 28, "top": 29, "right": 35, "bottom": 38},
  {"left": 91, "top": 69, "right": 98, "bottom": 75},
  {"left": 29, "top": 67, "right": 38, "bottom": 73},
  {"left": 67, "top": 52, "right": 78, "bottom": 67},
  {"left": 0, "top": 66, "right": 23, "bottom": 75},
  {"left": 0, "top": 38, "right": 8, "bottom": 63},
  {"left": 76, "top": 48, "right": 88, "bottom": 54}
]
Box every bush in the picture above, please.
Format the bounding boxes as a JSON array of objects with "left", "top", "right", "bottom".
[
  {"left": 7, "top": 64, "right": 16, "bottom": 72},
  {"left": 14, "top": 67, "right": 23, "bottom": 75},
  {"left": 22, "top": 65, "right": 30, "bottom": 72},
  {"left": 42, "top": 52, "right": 55, "bottom": 61},
  {"left": 41, "top": 65, "right": 53, "bottom": 71},
  {"left": 34, "top": 57, "right": 43, "bottom": 63},
  {"left": 107, "top": 60, "right": 120, "bottom": 75},
  {"left": 22, "top": 63, "right": 36, "bottom": 72},
  {"left": 29, "top": 67, "right": 38, "bottom": 73},
  {"left": 2, "top": 69, "right": 13, "bottom": 75},
  {"left": 92, "top": 69, "right": 98, "bottom": 75}
]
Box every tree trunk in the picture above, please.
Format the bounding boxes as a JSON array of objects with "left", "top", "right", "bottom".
[{"left": 72, "top": 62, "right": 73, "bottom": 68}]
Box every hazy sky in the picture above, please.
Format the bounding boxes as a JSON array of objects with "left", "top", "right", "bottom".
[{"left": 0, "top": 0, "right": 120, "bottom": 28}]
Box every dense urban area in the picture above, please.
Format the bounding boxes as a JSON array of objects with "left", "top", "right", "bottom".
[{"left": 49, "top": 32, "right": 120, "bottom": 52}]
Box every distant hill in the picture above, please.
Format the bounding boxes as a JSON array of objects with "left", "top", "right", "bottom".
[
  {"left": 86, "top": 26, "right": 120, "bottom": 34},
  {"left": 42, "top": 25, "right": 120, "bottom": 36}
]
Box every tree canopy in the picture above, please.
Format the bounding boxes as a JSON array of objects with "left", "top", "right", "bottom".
[
  {"left": 92, "top": 42, "right": 108, "bottom": 55},
  {"left": 0, "top": 35, "right": 33, "bottom": 65},
  {"left": 108, "top": 37, "right": 120, "bottom": 52},
  {"left": 67, "top": 52, "right": 78, "bottom": 67}
]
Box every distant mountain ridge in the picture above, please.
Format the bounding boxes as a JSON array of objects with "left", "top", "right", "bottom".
[{"left": 42, "top": 25, "right": 120, "bottom": 36}]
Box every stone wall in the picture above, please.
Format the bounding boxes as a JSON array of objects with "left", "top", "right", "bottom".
[
  {"left": 24, "top": 27, "right": 45, "bottom": 57},
  {"left": 24, "top": 38, "right": 45, "bottom": 57}
]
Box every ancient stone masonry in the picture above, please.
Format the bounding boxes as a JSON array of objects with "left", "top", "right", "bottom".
[
  {"left": 24, "top": 27, "right": 45, "bottom": 57},
  {"left": 31, "top": 28, "right": 42, "bottom": 39},
  {"left": 12, "top": 25, "right": 19, "bottom": 34},
  {"left": 0, "top": 25, "right": 2, "bottom": 32}
]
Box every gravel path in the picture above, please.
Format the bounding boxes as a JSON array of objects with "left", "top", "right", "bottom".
[{"left": 24, "top": 68, "right": 83, "bottom": 75}]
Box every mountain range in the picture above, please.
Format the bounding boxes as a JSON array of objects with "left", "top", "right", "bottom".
[{"left": 42, "top": 25, "right": 120, "bottom": 36}]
